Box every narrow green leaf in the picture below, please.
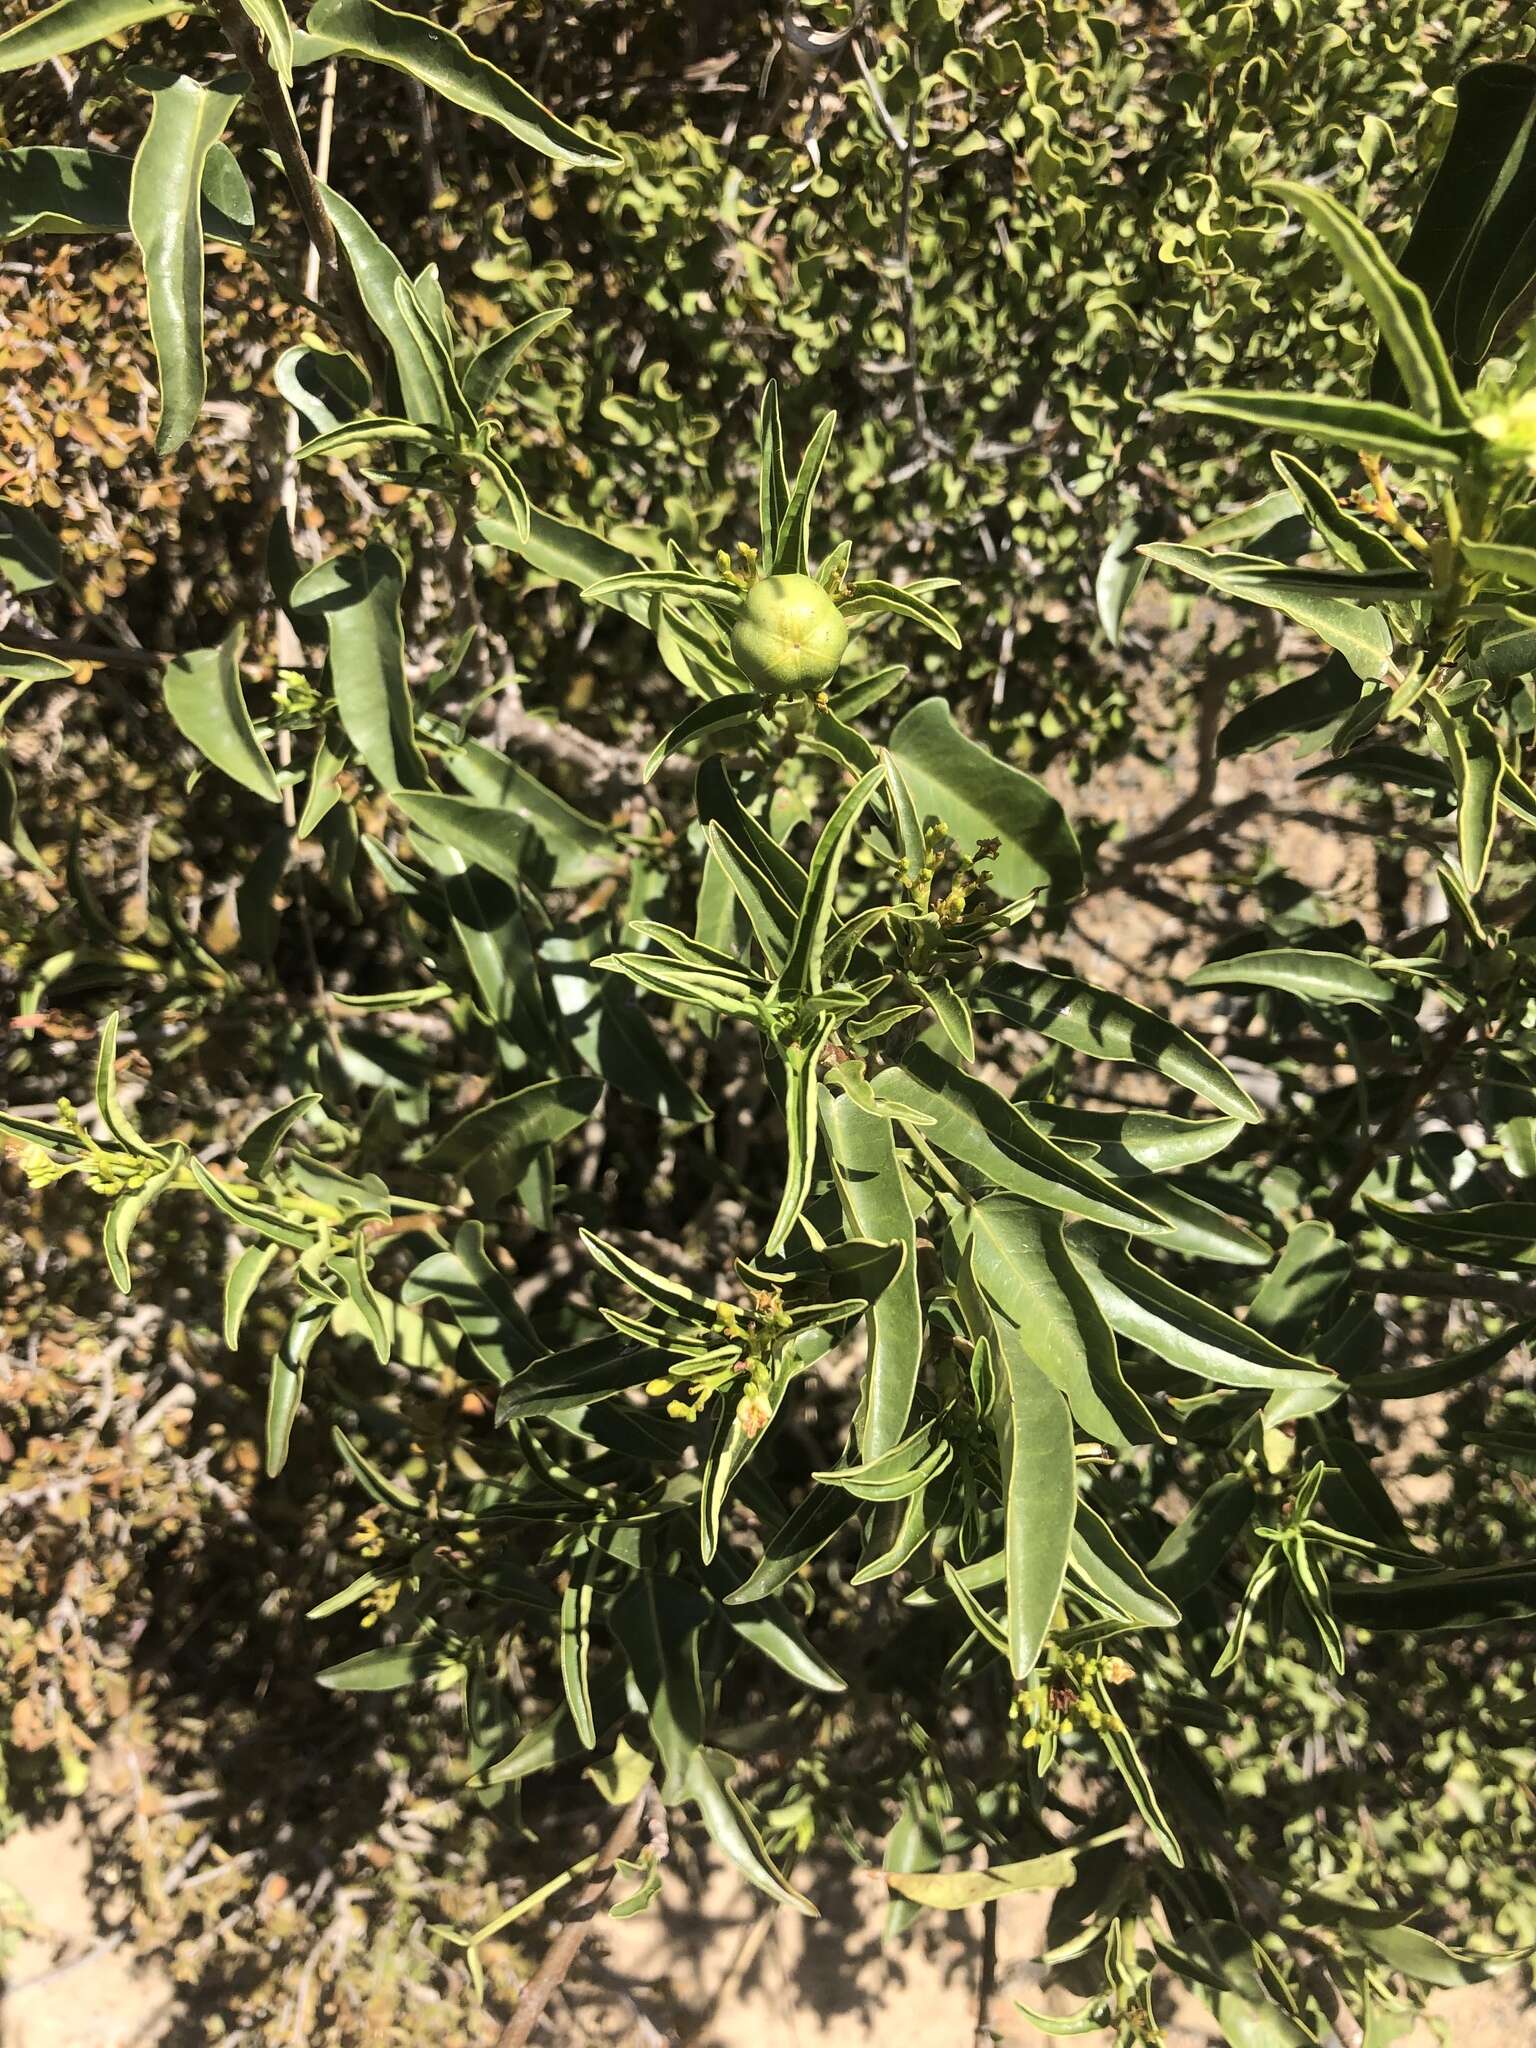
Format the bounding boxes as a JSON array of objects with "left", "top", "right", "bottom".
[
  {"left": 267, "top": 1297, "right": 326, "bottom": 1475},
  {"left": 821, "top": 1094, "right": 923, "bottom": 1457},
  {"left": 1428, "top": 697, "right": 1504, "bottom": 893},
  {"left": 684, "top": 1747, "right": 816, "bottom": 1915},
  {"left": 317, "top": 1638, "right": 441, "bottom": 1692},
  {"left": 771, "top": 409, "right": 836, "bottom": 577},
  {"left": 128, "top": 74, "right": 241, "bottom": 454},
  {"left": 992, "top": 1334, "right": 1075, "bottom": 1680},
  {"left": 331, "top": 1423, "right": 422, "bottom": 1512},
  {"left": 559, "top": 1568, "right": 597, "bottom": 1748},
  {"left": 394, "top": 792, "right": 530, "bottom": 889},
  {"left": 980, "top": 963, "right": 1259, "bottom": 1123},
  {"left": 0, "top": 0, "right": 179, "bottom": 73},
  {"left": 764, "top": 1042, "right": 824, "bottom": 1256},
  {"left": 493, "top": 1337, "right": 657, "bottom": 1422},
  {"left": 955, "top": 1199, "right": 1163, "bottom": 1451},
  {"left": 238, "top": 1091, "right": 321, "bottom": 1176},
  {"left": 307, "top": 0, "right": 621, "bottom": 167},
  {"left": 702, "top": 822, "right": 795, "bottom": 971},
  {"left": 291, "top": 542, "right": 428, "bottom": 792},
  {"left": 724, "top": 1485, "right": 851, "bottom": 1605},
  {"left": 1018, "top": 1106, "right": 1243, "bottom": 1174},
  {"left": 237, "top": 0, "right": 294, "bottom": 83},
  {"left": 1364, "top": 1197, "right": 1536, "bottom": 1271},
  {"left": 645, "top": 692, "right": 761, "bottom": 781},
  {"left": 1186, "top": 947, "right": 1394, "bottom": 1009},
  {"left": 103, "top": 1158, "right": 177, "bottom": 1291},
  {"left": 781, "top": 765, "right": 882, "bottom": 997},
  {"left": 1069, "top": 1501, "right": 1180, "bottom": 1627},
  {"left": 873, "top": 1044, "right": 1163, "bottom": 1236},
  {"left": 224, "top": 1240, "right": 278, "bottom": 1348},
  {"left": 1148, "top": 1473, "right": 1257, "bottom": 1600},
  {"left": 610, "top": 1574, "right": 707, "bottom": 1800},
  {"left": 840, "top": 577, "right": 962, "bottom": 648},
  {"left": 1351, "top": 1319, "right": 1534, "bottom": 1401},
  {"left": 758, "top": 380, "right": 788, "bottom": 557},
  {"left": 1157, "top": 389, "right": 1470, "bottom": 468},
  {"left": 317, "top": 178, "right": 450, "bottom": 426},
  {"left": 424, "top": 1074, "right": 600, "bottom": 1179},
  {"left": 1141, "top": 541, "right": 1393, "bottom": 681},
  {"left": 93, "top": 1011, "right": 159, "bottom": 1157},
  {"left": 1272, "top": 453, "right": 1414, "bottom": 576},
  {"left": 183, "top": 1155, "right": 313, "bottom": 1249},
  {"left": 462, "top": 307, "right": 569, "bottom": 415},
  {"left": 1096, "top": 512, "right": 1153, "bottom": 647},
  {"left": 817, "top": 1419, "right": 951, "bottom": 1502},
  {"left": 1070, "top": 1228, "right": 1334, "bottom": 1392},
  {"left": 1260, "top": 178, "right": 1465, "bottom": 425}
]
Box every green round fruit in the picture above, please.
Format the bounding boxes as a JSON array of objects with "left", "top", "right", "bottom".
[{"left": 730, "top": 573, "right": 849, "bottom": 695}]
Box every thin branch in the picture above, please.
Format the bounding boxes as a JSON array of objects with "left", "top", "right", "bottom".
[
  {"left": 1354, "top": 1266, "right": 1536, "bottom": 1314},
  {"left": 495, "top": 1791, "right": 649, "bottom": 2048}
]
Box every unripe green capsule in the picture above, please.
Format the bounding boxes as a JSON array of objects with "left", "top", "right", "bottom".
[{"left": 731, "top": 573, "right": 849, "bottom": 695}]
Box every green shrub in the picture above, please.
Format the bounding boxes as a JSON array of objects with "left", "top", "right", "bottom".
[{"left": 4, "top": 7, "right": 1536, "bottom": 2045}]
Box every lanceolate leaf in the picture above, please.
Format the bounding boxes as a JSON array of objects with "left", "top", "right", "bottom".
[
  {"left": 163, "top": 624, "right": 282, "bottom": 802},
  {"left": 684, "top": 1747, "right": 815, "bottom": 1915},
  {"left": 1069, "top": 1501, "right": 1180, "bottom": 1627},
  {"left": 1428, "top": 697, "right": 1503, "bottom": 892},
  {"left": 493, "top": 1337, "right": 657, "bottom": 1421},
  {"left": 1364, "top": 1198, "right": 1536, "bottom": 1271},
  {"left": 821, "top": 1093, "right": 923, "bottom": 1457},
  {"left": 780, "top": 765, "right": 882, "bottom": 997},
  {"left": 764, "top": 1040, "right": 827, "bottom": 1256},
  {"left": 1260, "top": 178, "right": 1464, "bottom": 426},
  {"left": 758, "top": 381, "right": 789, "bottom": 556},
  {"left": 306, "top": 0, "right": 622, "bottom": 169},
  {"left": 317, "top": 179, "right": 452, "bottom": 427},
  {"left": 953, "top": 1198, "right": 1164, "bottom": 1449},
  {"left": 424, "top": 1075, "right": 601, "bottom": 1180},
  {"left": 771, "top": 408, "right": 836, "bottom": 577},
  {"left": 979, "top": 964, "right": 1259, "bottom": 1123},
  {"left": 1070, "top": 1227, "right": 1335, "bottom": 1392},
  {"left": 0, "top": 0, "right": 178, "bottom": 71},
  {"left": 989, "top": 1326, "right": 1076, "bottom": 1681},
  {"left": 1157, "top": 390, "right": 1471, "bottom": 469},
  {"left": 441, "top": 735, "right": 616, "bottom": 886},
  {"left": 0, "top": 147, "right": 133, "bottom": 239},
  {"left": 462, "top": 308, "right": 571, "bottom": 416},
  {"left": 393, "top": 792, "right": 532, "bottom": 889},
  {"left": 872, "top": 1043, "right": 1163, "bottom": 1236},
  {"left": 610, "top": 1573, "right": 707, "bottom": 1800},
  {"left": 887, "top": 1851, "right": 1077, "bottom": 1908},
  {"left": 1186, "top": 947, "right": 1394, "bottom": 1009},
  {"left": 128, "top": 74, "right": 242, "bottom": 455},
  {"left": 238, "top": 0, "right": 294, "bottom": 83},
  {"left": 1140, "top": 542, "right": 1393, "bottom": 680},
  {"left": 291, "top": 543, "right": 428, "bottom": 792}
]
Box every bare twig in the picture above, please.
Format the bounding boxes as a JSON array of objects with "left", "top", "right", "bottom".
[{"left": 494, "top": 1790, "right": 649, "bottom": 2048}]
